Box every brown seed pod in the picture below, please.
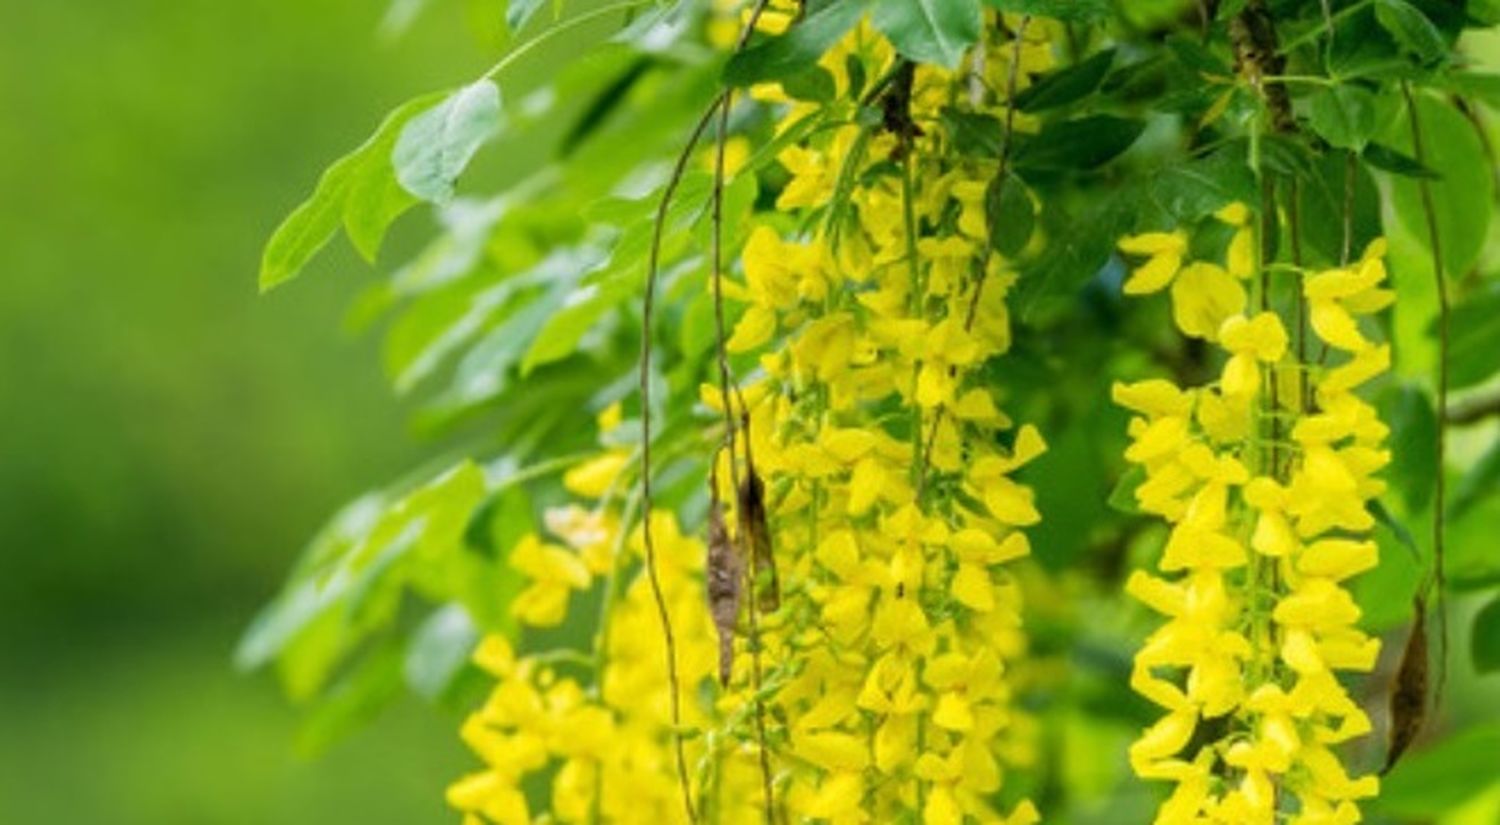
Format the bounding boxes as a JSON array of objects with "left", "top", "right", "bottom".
[
  {"left": 1383, "top": 594, "right": 1429, "bottom": 775},
  {"left": 737, "top": 466, "right": 779, "bottom": 613},
  {"left": 705, "top": 492, "right": 744, "bottom": 688}
]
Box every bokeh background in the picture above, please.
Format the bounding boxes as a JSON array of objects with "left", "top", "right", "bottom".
[{"left": 0, "top": 1, "right": 502, "bottom": 821}]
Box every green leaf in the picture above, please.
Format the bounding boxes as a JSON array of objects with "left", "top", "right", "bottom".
[
  {"left": 982, "top": 0, "right": 1110, "bottom": 22},
  {"left": 1146, "top": 145, "right": 1257, "bottom": 222},
  {"left": 1107, "top": 465, "right": 1146, "bottom": 514},
  {"left": 940, "top": 108, "right": 1003, "bottom": 158},
  {"left": 1445, "top": 284, "right": 1500, "bottom": 390},
  {"left": 1012, "top": 49, "right": 1115, "bottom": 113},
  {"left": 1387, "top": 95, "right": 1493, "bottom": 279},
  {"left": 872, "top": 0, "right": 981, "bottom": 69},
  {"left": 1376, "top": 722, "right": 1500, "bottom": 817},
  {"left": 1383, "top": 382, "right": 1437, "bottom": 514},
  {"left": 1436, "top": 71, "right": 1500, "bottom": 109},
  {"left": 394, "top": 79, "right": 504, "bottom": 203},
  {"left": 1306, "top": 84, "right": 1377, "bottom": 150},
  {"left": 296, "top": 642, "right": 405, "bottom": 756},
  {"left": 1473, "top": 595, "right": 1500, "bottom": 675},
  {"left": 1362, "top": 141, "right": 1437, "bottom": 178},
  {"left": 1370, "top": 498, "right": 1422, "bottom": 563},
  {"left": 343, "top": 93, "right": 448, "bottom": 261},
  {"left": 506, "top": 0, "right": 548, "bottom": 32},
  {"left": 520, "top": 266, "right": 633, "bottom": 374},
  {"left": 1373, "top": 0, "right": 1447, "bottom": 66},
  {"left": 1450, "top": 437, "right": 1500, "bottom": 521},
  {"left": 1012, "top": 115, "right": 1144, "bottom": 172},
  {"left": 259, "top": 92, "right": 444, "bottom": 292},
  {"left": 404, "top": 603, "right": 480, "bottom": 701},
  {"left": 259, "top": 158, "right": 357, "bottom": 294},
  {"left": 723, "top": 0, "right": 864, "bottom": 87},
  {"left": 987, "top": 173, "right": 1034, "bottom": 257},
  {"left": 1296, "top": 150, "right": 1381, "bottom": 268}
]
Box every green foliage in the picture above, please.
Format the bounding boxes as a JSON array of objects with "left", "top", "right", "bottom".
[
  {"left": 871, "top": 0, "right": 981, "bottom": 69},
  {"left": 723, "top": 0, "right": 863, "bottom": 86},
  {"left": 247, "top": 0, "right": 1500, "bottom": 819},
  {"left": 393, "top": 79, "right": 505, "bottom": 203},
  {"left": 260, "top": 93, "right": 446, "bottom": 291}
]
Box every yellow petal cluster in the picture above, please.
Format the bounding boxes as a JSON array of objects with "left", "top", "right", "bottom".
[
  {"left": 451, "top": 7, "right": 1055, "bottom": 822},
  {"left": 1117, "top": 221, "right": 1391, "bottom": 824},
  {"left": 705, "top": 13, "right": 1052, "bottom": 824}
]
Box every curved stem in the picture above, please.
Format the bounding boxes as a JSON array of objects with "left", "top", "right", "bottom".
[{"left": 1402, "top": 81, "right": 1450, "bottom": 711}]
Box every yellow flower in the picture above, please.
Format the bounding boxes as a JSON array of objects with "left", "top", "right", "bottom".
[
  {"left": 1119, "top": 230, "right": 1188, "bottom": 294},
  {"left": 1117, "top": 229, "right": 1392, "bottom": 822},
  {"left": 510, "top": 534, "right": 591, "bottom": 627},
  {"left": 1171, "top": 262, "right": 1245, "bottom": 340}
]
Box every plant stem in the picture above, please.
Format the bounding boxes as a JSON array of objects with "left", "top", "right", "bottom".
[{"left": 1402, "top": 81, "right": 1450, "bottom": 710}]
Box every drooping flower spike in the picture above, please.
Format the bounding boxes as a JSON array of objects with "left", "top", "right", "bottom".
[{"left": 1117, "top": 212, "right": 1390, "bottom": 825}]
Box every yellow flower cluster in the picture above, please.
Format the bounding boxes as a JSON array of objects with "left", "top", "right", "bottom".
[
  {"left": 450, "top": 8, "right": 1060, "bottom": 823},
  {"left": 448, "top": 406, "right": 741, "bottom": 825},
  {"left": 699, "top": 10, "right": 1054, "bottom": 824},
  {"left": 1116, "top": 217, "right": 1392, "bottom": 824}
]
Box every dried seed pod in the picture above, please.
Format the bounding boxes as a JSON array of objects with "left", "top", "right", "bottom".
[
  {"left": 1384, "top": 594, "right": 1429, "bottom": 775},
  {"left": 737, "top": 466, "right": 778, "bottom": 613},
  {"left": 705, "top": 495, "right": 744, "bottom": 687}
]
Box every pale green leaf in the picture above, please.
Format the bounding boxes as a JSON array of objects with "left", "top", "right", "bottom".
[{"left": 394, "top": 79, "right": 504, "bottom": 203}]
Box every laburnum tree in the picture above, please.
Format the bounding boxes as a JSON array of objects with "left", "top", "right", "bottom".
[{"left": 242, "top": 1, "right": 1500, "bottom": 823}]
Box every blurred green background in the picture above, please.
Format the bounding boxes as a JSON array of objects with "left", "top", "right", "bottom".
[{"left": 0, "top": 1, "right": 497, "bottom": 821}]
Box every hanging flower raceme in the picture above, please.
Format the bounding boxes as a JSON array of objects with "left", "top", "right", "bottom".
[
  {"left": 449, "top": 7, "right": 1056, "bottom": 824},
  {"left": 448, "top": 404, "right": 738, "bottom": 825},
  {"left": 698, "top": 11, "right": 1054, "bottom": 825},
  {"left": 1116, "top": 212, "right": 1391, "bottom": 824}
]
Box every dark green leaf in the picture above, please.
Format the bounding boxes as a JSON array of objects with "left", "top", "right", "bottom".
[
  {"left": 940, "top": 108, "right": 1003, "bottom": 158},
  {"left": 1295, "top": 149, "right": 1381, "bottom": 268},
  {"left": 1306, "top": 84, "right": 1378, "bottom": 150},
  {"left": 1164, "top": 34, "right": 1229, "bottom": 77},
  {"left": 723, "top": 0, "right": 864, "bottom": 86},
  {"left": 1012, "top": 115, "right": 1144, "bottom": 172},
  {"left": 1373, "top": 0, "right": 1448, "bottom": 66},
  {"left": 1012, "top": 49, "right": 1115, "bottom": 113},
  {"left": 987, "top": 173, "right": 1034, "bottom": 257},
  {"left": 1362, "top": 141, "right": 1438, "bottom": 178},
  {"left": 1107, "top": 465, "right": 1146, "bottom": 514},
  {"left": 872, "top": 0, "right": 981, "bottom": 69},
  {"left": 1147, "top": 145, "right": 1257, "bottom": 222},
  {"left": 1472, "top": 595, "right": 1500, "bottom": 675},
  {"left": 781, "top": 65, "right": 838, "bottom": 103},
  {"left": 393, "top": 79, "right": 504, "bottom": 203}
]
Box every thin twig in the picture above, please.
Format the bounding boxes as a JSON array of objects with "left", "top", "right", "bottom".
[
  {"left": 640, "top": 97, "right": 719, "bottom": 825},
  {"left": 708, "top": 3, "right": 776, "bottom": 820},
  {"left": 1402, "top": 81, "right": 1450, "bottom": 711},
  {"left": 640, "top": 3, "right": 773, "bottom": 821}
]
